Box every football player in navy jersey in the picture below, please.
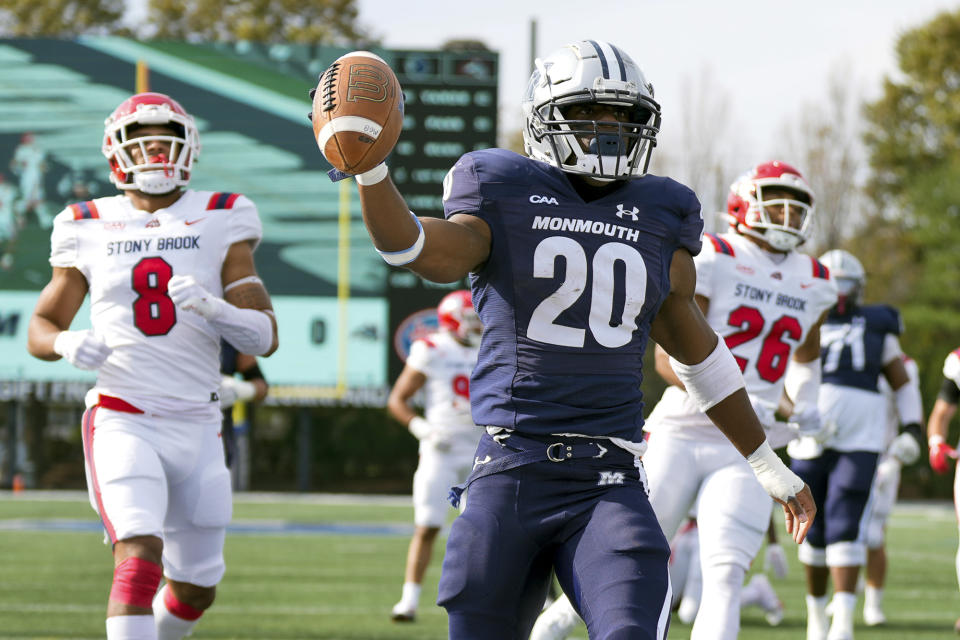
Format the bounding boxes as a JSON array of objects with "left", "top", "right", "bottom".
[
  {"left": 323, "top": 40, "right": 815, "bottom": 639},
  {"left": 789, "top": 250, "right": 923, "bottom": 640}
]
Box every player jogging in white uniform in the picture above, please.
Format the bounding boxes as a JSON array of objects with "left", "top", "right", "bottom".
[
  {"left": 27, "top": 92, "right": 278, "bottom": 640},
  {"left": 388, "top": 290, "right": 483, "bottom": 622}
]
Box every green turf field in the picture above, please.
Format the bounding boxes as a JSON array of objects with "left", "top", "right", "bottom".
[{"left": 1, "top": 493, "right": 957, "bottom": 639}]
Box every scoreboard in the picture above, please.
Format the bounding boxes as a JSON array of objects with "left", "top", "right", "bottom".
[
  {"left": 385, "top": 49, "right": 498, "bottom": 381},
  {"left": 390, "top": 49, "right": 498, "bottom": 217}
]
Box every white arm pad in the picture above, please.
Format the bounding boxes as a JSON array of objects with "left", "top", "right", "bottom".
[
  {"left": 784, "top": 358, "right": 820, "bottom": 409},
  {"left": 893, "top": 380, "right": 923, "bottom": 425},
  {"left": 669, "top": 337, "right": 745, "bottom": 411},
  {"left": 209, "top": 305, "right": 274, "bottom": 356},
  {"left": 375, "top": 213, "right": 425, "bottom": 266},
  {"left": 747, "top": 440, "right": 806, "bottom": 503},
  {"left": 408, "top": 416, "right": 434, "bottom": 440}
]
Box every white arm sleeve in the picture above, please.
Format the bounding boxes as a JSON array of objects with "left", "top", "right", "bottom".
[
  {"left": 784, "top": 358, "right": 820, "bottom": 409},
  {"left": 210, "top": 305, "right": 274, "bottom": 356},
  {"left": 881, "top": 334, "right": 904, "bottom": 365},
  {"left": 893, "top": 378, "right": 923, "bottom": 425}
]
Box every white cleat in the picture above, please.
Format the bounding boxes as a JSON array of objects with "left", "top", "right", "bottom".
[
  {"left": 747, "top": 574, "right": 784, "bottom": 626},
  {"left": 677, "top": 594, "right": 699, "bottom": 625},
  {"left": 530, "top": 595, "right": 580, "bottom": 640},
  {"left": 863, "top": 605, "right": 887, "bottom": 626},
  {"left": 807, "top": 603, "right": 829, "bottom": 640},
  {"left": 390, "top": 601, "right": 416, "bottom": 622}
]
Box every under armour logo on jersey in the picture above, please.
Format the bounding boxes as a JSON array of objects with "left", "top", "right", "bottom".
[
  {"left": 529, "top": 194, "right": 559, "bottom": 205},
  {"left": 598, "top": 471, "right": 626, "bottom": 486},
  {"left": 145, "top": 218, "right": 160, "bottom": 228},
  {"left": 474, "top": 455, "right": 492, "bottom": 469},
  {"left": 615, "top": 204, "right": 639, "bottom": 221}
]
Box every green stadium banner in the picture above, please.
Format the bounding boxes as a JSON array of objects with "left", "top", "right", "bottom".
[{"left": 0, "top": 38, "right": 498, "bottom": 404}]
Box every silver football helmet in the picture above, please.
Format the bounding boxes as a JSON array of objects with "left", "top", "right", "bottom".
[
  {"left": 819, "top": 249, "right": 865, "bottom": 309},
  {"left": 521, "top": 40, "right": 660, "bottom": 181}
]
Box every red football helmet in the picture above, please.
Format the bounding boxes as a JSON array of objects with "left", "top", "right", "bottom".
[
  {"left": 437, "top": 290, "right": 482, "bottom": 346},
  {"left": 726, "top": 160, "right": 815, "bottom": 251},
  {"left": 101, "top": 92, "right": 200, "bottom": 195}
]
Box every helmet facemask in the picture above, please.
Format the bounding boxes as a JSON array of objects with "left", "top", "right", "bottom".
[
  {"left": 727, "top": 162, "right": 816, "bottom": 252},
  {"left": 437, "top": 289, "right": 482, "bottom": 347},
  {"left": 102, "top": 95, "right": 200, "bottom": 195},
  {"left": 747, "top": 184, "right": 813, "bottom": 251},
  {"left": 819, "top": 249, "right": 866, "bottom": 314},
  {"left": 522, "top": 41, "right": 661, "bottom": 181},
  {"left": 457, "top": 308, "right": 483, "bottom": 347}
]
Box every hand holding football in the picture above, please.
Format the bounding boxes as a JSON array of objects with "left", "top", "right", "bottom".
[{"left": 311, "top": 51, "right": 404, "bottom": 175}]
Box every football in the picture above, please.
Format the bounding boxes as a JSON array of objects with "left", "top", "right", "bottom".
[{"left": 311, "top": 51, "right": 404, "bottom": 175}]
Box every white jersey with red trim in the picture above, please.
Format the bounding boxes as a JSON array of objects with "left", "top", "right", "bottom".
[
  {"left": 405, "top": 331, "right": 480, "bottom": 432},
  {"left": 49, "top": 190, "right": 262, "bottom": 418},
  {"left": 646, "top": 232, "right": 837, "bottom": 447}
]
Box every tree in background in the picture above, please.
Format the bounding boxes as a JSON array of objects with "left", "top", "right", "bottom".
[
  {"left": 147, "top": 0, "right": 370, "bottom": 44},
  {"left": 861, "top": 8, "right": 960, "bottom": 331},
  {"left": 783, "top": 66, "right": 864, "bottom": 254},
  {"left": 651, "top": 65, "right": 734, "bottom": 234},
  {"left": 0, "top": 0, "right": 126, "bottom": 37},
  {"left": 860, "top": 7, "right": 960, "bottom": 496}
]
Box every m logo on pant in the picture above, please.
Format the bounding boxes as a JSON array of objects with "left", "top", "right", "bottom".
[{"left": 598, "top": 471, "right": 626, "bottom": 486}]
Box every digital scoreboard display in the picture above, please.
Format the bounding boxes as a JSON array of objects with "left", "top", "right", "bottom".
[
  {"left": 384, "top": 49, "right": 498, "bottom": 381},
  {"left": 390, "top": 49, "right": 498, "bottom": 217}
]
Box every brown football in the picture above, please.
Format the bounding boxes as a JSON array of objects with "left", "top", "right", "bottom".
[{"left": 312, "top": 51, "right": 404, "bottom": 174}]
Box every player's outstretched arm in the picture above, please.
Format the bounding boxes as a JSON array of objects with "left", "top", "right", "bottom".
[
  {"left": 356, "top": 176, "right": 491, "bottom": 283},
  {"left": 651, "top": 248, "right": 815, "bottom": 543}
]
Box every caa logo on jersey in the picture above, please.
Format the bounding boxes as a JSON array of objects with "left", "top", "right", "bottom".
[{"left": 529, "top": 195, "right": 559, "bottom": 205}]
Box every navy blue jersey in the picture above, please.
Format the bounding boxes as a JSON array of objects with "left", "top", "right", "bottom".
[
  {"left": 820, "top": 304, "right": 903, "bottom": 392},
  {"left": 443, "top": 149, "right": 703, "bottom": 440}
]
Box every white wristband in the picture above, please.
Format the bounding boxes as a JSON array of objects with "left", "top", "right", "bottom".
[
  {"left": 355, "top": 163, "right": 389, "bottom": 186},
  {"left": 408, "top": 416, "right": 433, "bottom": 440},
  {"left": 375, "top": 213, "right": 425, "bottom": 266},
  {"left": 669, "top": 337, "right": 745, "bottom": 411},
  {"left": 930, "top": 434, "right": 946, "bottom": 447},
  {"left": 747, "top": 440, "right": 805, "bottom": 503}
]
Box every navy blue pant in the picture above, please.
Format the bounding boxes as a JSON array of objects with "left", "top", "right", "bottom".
[
  {"left": 791, "top": 449, "right": 879, "bottom": 548},
  {"left": 438, "top": 433, "right": 671, "bottom": 639}
]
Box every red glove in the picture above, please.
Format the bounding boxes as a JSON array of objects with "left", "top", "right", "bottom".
[{"left": 929, "top": 436, "right": 958, "bottom": 475}]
